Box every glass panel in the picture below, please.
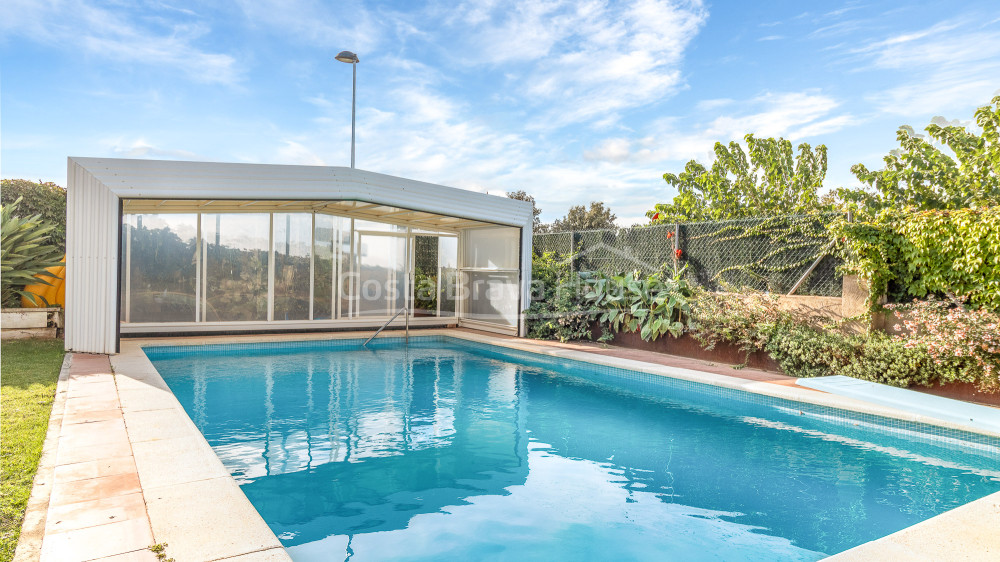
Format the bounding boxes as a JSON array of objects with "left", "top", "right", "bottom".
[
  {"left": 463, "top": 227, "right": 519, "bottom": 269},
  {"left": 413, "top": 235, "right": 438, "bottom": 317},
  {"left": 465, "top": 271, "right": 518, "bottom": 326},
  {"left": 124, "top": 214, "right": 199, "bottom": 323},
  {"left": 273, "top": 213, "right": 312, "bottom": 321},
  {"left": 439, "top": 237, "right": 458, "bottom": 317},
  {"left": 354, "top": 219, "right": 405, "bottom": 233},
  {"left": 314, "top": 214, "right": 336, "bottom": 320},
  {"left": 203, "top": 214, "right": 270, "bottom": 322},
  {"left": 357, "top": 234, "right": 406, "bottom": 316},
  {"left": 340, "top": 224, "right": 354, "bottom": 318}
]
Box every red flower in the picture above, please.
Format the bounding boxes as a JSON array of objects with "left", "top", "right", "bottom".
[
  {"left": 675, "top": 248, "right": 683, "bottom": 259},
  {"left": 652, "top": 212, "right": 660, "bottom": 221},
  {"left": 666, "top": 231, "right": 674, "bottom": 239}
]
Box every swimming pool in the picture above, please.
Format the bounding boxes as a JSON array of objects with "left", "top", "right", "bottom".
[{"left": 144, "top": 336, "right": 1000, "bottom": 561}]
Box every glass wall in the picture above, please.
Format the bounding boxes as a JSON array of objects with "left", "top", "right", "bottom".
[
  {"left": 122, "top": 214, "right": 199, "bottom": 322},
  {"left": 313, "top": 215, "right": 337, "bottom": 320},
  {"left": 121, "top": 209, "right": 511, "bottom": 328},
  {"left": 461, "top": 227, "right": 520, "bottom": 327},
  {"left": 273, "top": 213, "right": 313, "bottom": 321},
  {"left": 203, "top": 214, "right": 270, "bottom": 322}
]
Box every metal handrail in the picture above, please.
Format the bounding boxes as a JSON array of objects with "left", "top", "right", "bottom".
[{"left": 362, "top": 307, "right": 406, "bottom": 347}]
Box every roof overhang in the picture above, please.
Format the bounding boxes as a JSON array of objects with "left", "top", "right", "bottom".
[{"left": 70, "top": 157, "right": 533, "bottom": 230}]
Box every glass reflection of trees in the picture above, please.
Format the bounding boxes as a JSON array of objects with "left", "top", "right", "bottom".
[
  {"left": 204, "top": 214, "right": 269, "bottom": 322},
  {"left": 124, "top": 212, "right": 474, "bottom": 324},
  {"left": 126, "top": 215, "right": 198, "bottom": 322}
]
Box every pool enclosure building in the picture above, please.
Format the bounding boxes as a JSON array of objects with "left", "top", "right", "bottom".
[{"left": 65, "top": 157, "right": 533, "bottom": 354}]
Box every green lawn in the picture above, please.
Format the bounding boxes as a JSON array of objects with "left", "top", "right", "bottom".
[{"left": 0, "top": 339, "right": 64, "bottom": 562}]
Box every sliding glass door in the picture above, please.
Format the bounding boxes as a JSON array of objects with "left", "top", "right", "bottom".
[{"left": 120, "top": 209, "right": 472, "bottom": 326}]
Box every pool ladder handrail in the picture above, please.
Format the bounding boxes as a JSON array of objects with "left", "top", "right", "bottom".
[{"left": 362, "top": 306, "right": 408, "bottom": 347}]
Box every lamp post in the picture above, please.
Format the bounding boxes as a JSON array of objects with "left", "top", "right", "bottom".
[{"left": 335, "top": 51, "right": 360, "bottom": 168}]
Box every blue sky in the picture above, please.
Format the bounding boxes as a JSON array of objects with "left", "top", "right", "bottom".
[{"left": 2, "top": 0, "right": 999, "bottom": 225}]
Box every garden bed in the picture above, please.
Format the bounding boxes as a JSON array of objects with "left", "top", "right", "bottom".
[
  {"left": 591, "top": 322, "right": 781, "bottom": 372},
  {"left": 589, "top": 322, "right": 1000, "bottom": 408}
]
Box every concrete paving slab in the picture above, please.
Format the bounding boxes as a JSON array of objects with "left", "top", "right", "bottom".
[
  {"left": 39, "top": 518, "right": 153, "bottom": 562},
  {"left": 123, "top": 408, "right": 198, "bottom": 443},
  {"left": 62, "top": 408, "right": 123, "bottom": 426},
  {"left": 131, "top": 435, "right": 230, "bottom": 489},
  {"left": 53, "top": 456, "right": 138, "bottom": 484},
  {"left": 54, "top": 436, "right": 133, "bottom": 466},
  {"left": 57, "top": 418, "right": 128, "bottom": 447},
  {"left": 49, "top": 472, "right": 142, "bottom": 506},
  {"left": 144, "top": 477, "right": 283, "bottom": 562},
  {"left": 92, "top": 550, "right": 161, "bottom": 562},
  {"left": 46, "top": 492, "right": 147, "bottom": 534},
  {"left": 63, "top": 396, "right": 121, "bottom": 416},
  {"left": 117, "top": 386, "right": 181, "bottom": 413},
  {"left": 215, "top": 547, "right": 293, "bottom": 561}
]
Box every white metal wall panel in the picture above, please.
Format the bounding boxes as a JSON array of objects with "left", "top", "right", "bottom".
[
  {"left": 65, "top": 159, "right": 121, "bottom": 354},
  {"left": 520, "top": 225, "right": 533, "bottom": 337}
]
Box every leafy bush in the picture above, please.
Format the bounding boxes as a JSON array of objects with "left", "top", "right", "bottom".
[
  {"left": 888, "top": 298, "right": 1000, "bottom": 390},
  {"left": 764, "top": 322, "right": 854, "bottom": 379},
  {"left": 525, "top": 252, "right": 594, "bottom": 342},
  {"left": 0, "top": 179, "right": 66, "bottom": 253},
  {"left": 833, "top": 206, "right": 1000, "bottom": 311},
  {"left": 1, "top": 198, "right": 65, "bottom": 307},
  {"left": 839, "top": 332, "right": 945, "bottom": 388},
  {"left": 690, "top": 291, "right": 785, "bottom": 358},
  {"left": 689, "top": 290, "right": 989, "bottom": 389},
  {"left": 585, "top": 269, "right": 693, "bottom": 342}
]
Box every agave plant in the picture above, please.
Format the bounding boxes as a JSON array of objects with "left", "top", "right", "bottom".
[
  {"left": 1, "top": 197, "right": 65, "bottom": 306},
  {"left": 585, "top": 268, "right": 694, "bottom": 342}
]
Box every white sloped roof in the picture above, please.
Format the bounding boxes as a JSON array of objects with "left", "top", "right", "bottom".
[{"left": 70, "top": 157, "right": 533, "bottom": 229}]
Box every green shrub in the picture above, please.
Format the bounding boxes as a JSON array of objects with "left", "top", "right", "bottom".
[
  {"left": 764, "top": 323, "right": 853, "bottom": 379},
  {"left": 585, "top": 268, "right": 693, "bottom": 342},
  {"left": 1, "top": 198, "right": 65, "bottom": 307},
  {"left": 0, "top": 179, "right": 66, "bottom": 253},
  {"left": 888, "top": 298, "right": 1000, "bottom": 390},
  {"left": 690, "top": 291, "right": 785, "bottom": 359},
  {"left": 833, "top": 206, "right": 1000, "bottom": 311},
  {"left": 525, "top": 252, "right": 595, "bottom": 342},
  {"left": 839, "top": 332, "right": 943, "bottom": 387}
]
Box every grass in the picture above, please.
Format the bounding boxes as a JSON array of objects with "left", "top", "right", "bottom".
[{"left": 0, "top": 339, "right": 64, "bottom": 562}]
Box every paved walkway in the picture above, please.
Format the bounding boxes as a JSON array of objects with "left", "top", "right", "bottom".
[
  {"left": 17, "top": 352, "right": 287, "bottom": 562},
  {"left": 20, "top": 354, "right": 157, "bottom": 561}
]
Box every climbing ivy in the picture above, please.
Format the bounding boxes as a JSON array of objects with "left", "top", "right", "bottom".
[{"left": 832, "top": 207, "right": 1000, "bottom": 310}]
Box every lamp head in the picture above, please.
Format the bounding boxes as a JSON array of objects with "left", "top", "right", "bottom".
[{"left": 335, "top": 51, "right": 359, "bottom": 64}]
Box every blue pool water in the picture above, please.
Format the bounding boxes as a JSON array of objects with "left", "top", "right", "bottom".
[{"left": 145, "top": 337, "right": 1000, "bottom": 561}]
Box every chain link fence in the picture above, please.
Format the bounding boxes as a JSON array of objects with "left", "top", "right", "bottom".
[{"left": 533, "top": 214, "right": 844, "bottom": 296}]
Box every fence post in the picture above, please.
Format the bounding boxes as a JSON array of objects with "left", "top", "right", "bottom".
[
  {"left": 569, "top": 230, "right": 576, "bottom": 274},
  {"left": 672, "top": 223, "right": 679, "bottom": 274}
]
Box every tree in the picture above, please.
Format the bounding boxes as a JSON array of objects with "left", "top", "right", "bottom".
[
  {"left": 506, "top": 189, "right": 545, "bottom": 231},
  {"left": 647, "top": 134, "right": 829, "bottom": 223},
  {"left": 0, "top": 179, "right": 66, "bottom": 252},
  {"left": 550, "top": 202, "right": 617, "bottom": 232},
  {"left": 840, "top": 96, "right": 1000, "bottom": 213}
]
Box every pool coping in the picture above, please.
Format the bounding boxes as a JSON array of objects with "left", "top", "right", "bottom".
[{"left": 31, "top": 329, "right": 998, "bottom": 561}]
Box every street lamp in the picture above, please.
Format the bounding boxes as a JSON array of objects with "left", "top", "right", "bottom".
[{"left": 335, "top": 50, "right": 360, "bottom": 168}]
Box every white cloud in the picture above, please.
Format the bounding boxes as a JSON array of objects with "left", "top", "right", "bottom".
[
  {"left": 104, "top": 137, "right": 202, "bottom": 160},
  {"left": 0, "top": 0, "right": 240, "bottom": 84},
  {"left": 443, "top": 0, "right": 708, "bottom": 129},
  {"left": 851, "top": 19, "right": 1000, "bottom": 116},
  {"left": 234, "top": 0, "right": 379, "bottom": 53}
]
